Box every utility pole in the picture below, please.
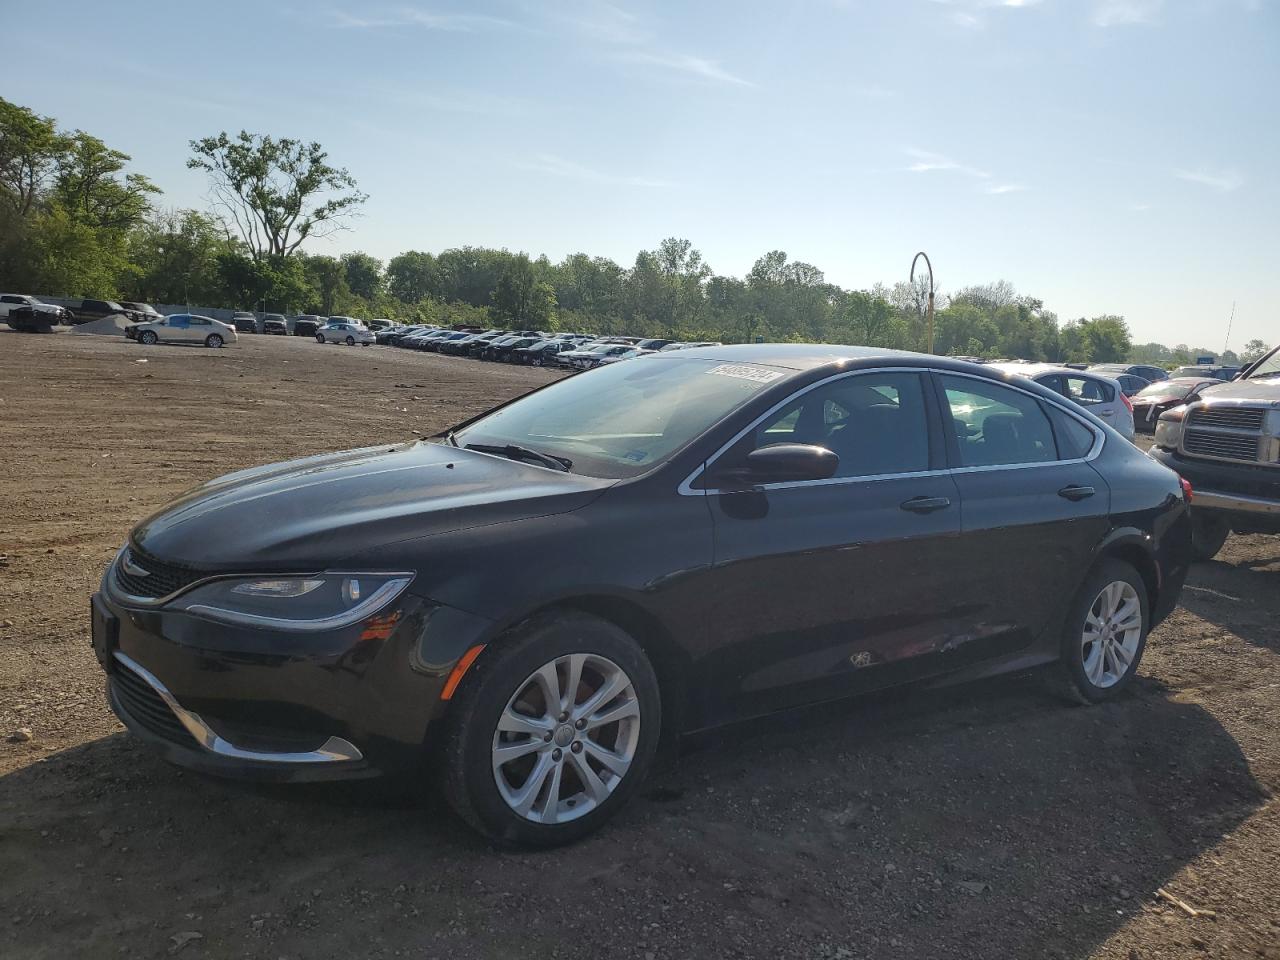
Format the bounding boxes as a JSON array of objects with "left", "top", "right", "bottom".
[
  {"left": 911, "top": 252, "right": 936, "bottom": 354},
  {"left": 1223, "top": 301, "right": 1236, "bottom": 357}
]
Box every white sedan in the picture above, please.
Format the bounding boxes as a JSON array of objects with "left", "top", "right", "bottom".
[
  {"left": 316, "top": 321, "right": 375, "bottom": 346},
  {"left": 134, "top": 314, "right": 237, "bottom": 348},
  {"left": 988, "top": 363, "right": 1135, "bottom": 440}
]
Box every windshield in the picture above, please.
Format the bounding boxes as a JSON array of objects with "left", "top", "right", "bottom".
[
  {"left": 1245, "top": 347, "right": 1280, "bottom": 380},
  {"left": 452, "top": 357, "right": 788, "bottom": 479},
  {"left": 1137, "top": 382, "right": 1193, "bottom": 399}
]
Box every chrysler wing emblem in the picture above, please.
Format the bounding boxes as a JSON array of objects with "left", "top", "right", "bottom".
[{"left": 121, "top": 556, "right": 151, "bottom": 578}]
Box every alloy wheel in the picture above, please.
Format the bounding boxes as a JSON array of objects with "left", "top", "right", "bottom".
[
  {"left": 491, "top": 653, "right": 640, "bottom": 824},
  {"left": 1080, "top": 581, "right": 1142, "bottom": 688}
]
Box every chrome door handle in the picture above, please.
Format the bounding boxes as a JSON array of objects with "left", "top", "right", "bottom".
[
  {"left": 1058, "top": 485, "right": 1096, "bottom": 501},
  {"left": 900, "top": 496, "right": 952, "bottom": 514}
]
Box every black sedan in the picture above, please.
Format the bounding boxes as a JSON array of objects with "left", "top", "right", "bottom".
[
  {"left": 92, "top": 346, "right": 1192, "bottom": 847},
  {"left": 1130, "top": 377, "right": 1220, "bottom": 433}
]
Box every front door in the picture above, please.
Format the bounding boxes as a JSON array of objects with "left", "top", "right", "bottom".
[{"left": 689, "top": 369, "right": 972, "bottom": 728}]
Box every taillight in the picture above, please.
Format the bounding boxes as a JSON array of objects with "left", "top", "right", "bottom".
[
  {"left": 1121, "top": 391, "right": 1134, "bottom": 412},
  {"left": 1180, "top": 477, "right": 1193, "bottom": 502}
]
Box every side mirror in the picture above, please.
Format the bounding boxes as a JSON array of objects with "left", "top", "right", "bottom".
[{"left": 712, "top": 443, "right": 840, "bottom": 487}]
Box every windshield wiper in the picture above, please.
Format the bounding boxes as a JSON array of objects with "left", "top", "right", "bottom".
[{"left": 464, "top": 443, "right": 571, "bottom": 472}]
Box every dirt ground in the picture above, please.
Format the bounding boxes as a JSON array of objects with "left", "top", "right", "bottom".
[{"left": 1, "top": 330, "right": 1276, "bottom": 960}]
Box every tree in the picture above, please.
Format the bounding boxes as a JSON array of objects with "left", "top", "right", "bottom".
[
  {"left": 130, "top": 208, "right": 232, "bottom": 304},
  {"left": 217, "top": 252, "right": 311, "bottom": 312},
  {"left": 491, "top": 254, "right": 556, "bottom": 327},
  {"left": 1078, "top": 315, "right": 1132, "bottom": 363},
  {"left": 303, "top": 255, "right": 349, "bottom": 315},
  {"left": 187, "top": 131, "right": 366, "bottom": 260},
  {"left": 54, "top": 132, "right": 158, "bottom": 231},
  {"left": 1240, "top": 339, "right": 1271, "bottom": 364},
  {"left": 0, "top": 97, "right": 64, "bottom": 218},
  {"left": 341, "top": 251, "right": 382, "bottom": 301},
  {"left": 386, "top": 250, "right": 440, "bottom": 303}
]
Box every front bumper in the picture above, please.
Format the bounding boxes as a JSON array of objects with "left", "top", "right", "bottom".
[
  {"left": 1148, "top": 447, "right": 1280, "bottom": 533},
  {"left": 92, "top": 576, "right": 494, "bottom": 782}
]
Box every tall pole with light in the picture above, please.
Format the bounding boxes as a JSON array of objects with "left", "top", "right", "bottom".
[{"left": 910, "top": 251, "right": 935, "bottom": 355}]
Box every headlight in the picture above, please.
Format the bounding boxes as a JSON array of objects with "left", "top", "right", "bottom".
[
  {"left": 1153, "top": 413, "right": 1184, "bottom": 449},
  {"left": 170, "top": 572, "right": 413, "bottom": 631}
]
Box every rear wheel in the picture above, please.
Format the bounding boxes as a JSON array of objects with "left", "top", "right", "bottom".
[
  {"left": 139, "top": 330, "right": 158, "bottom": 345},
  {"left": 442, "top": 611, "right": 660, "bottom": 847},
  {"left": 1190, "top": 511, "right": 1230, "bottom": 561},
  {"left": 1055, "top": 559, "right": 1148, "bottom": 704},
  {"left": 205, "top": 334, "right": 223, "bottom": 348}
]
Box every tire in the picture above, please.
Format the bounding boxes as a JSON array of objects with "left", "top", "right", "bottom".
[
  {"left": 205, "top": 334, "right": 223, "bottom": 348},
  {"left": 345, "top": 335, "right": 355, "bottom": 346},
  {"left": 316, "top": 334, "right": 326, "bottom": 343},
  {"left": 442, "top": 611, "right": 661, "bottom": 847},
  {"left": 139, "top": 331, "right": 158, "bottom": 345},
  {"left": 1190, "top": 511, "right": 1230, "bottom": 561},
  {"left": 1054, "top": 559, "right": 1149, "bottom": 704}
]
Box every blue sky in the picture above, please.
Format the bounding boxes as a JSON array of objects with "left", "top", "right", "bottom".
[{"left": 4, "top": 0, "right": 1276, "bottom": 346}]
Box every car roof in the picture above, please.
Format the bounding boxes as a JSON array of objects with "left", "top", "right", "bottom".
[{"left": 987, "top": 361, "right": 1116, "bottom": 381}]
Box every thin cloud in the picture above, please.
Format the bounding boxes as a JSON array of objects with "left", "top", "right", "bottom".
[
  {"left": 1129, "top": 201, "right": 1153, "bottom": 212},
  {"left": 904, "top": 147, "right": 991, "bottom": 179},
  {"left": 328, "top": 8, "right": 518, "bottom": 31},
  {"left": 851, "top": 83, "right": 897, "bottom": 99},
  {"left": 1093, "top": 0, "right": 1164, "bottom": 26},
  {"left": 929, "top": 0, "right": 1046, "bottom": 28},
  {"left": 614, "top": 50, "right": 754, "bottom": 87},
  {"left": 1175, "top": 168, "right": 1243, "bottom": 192},
  {"left": 521, "top": 153, "right": 674, "bottom": 188},
  {"left": 983, "top": 183, "right": 1028, "bottom": 194}
]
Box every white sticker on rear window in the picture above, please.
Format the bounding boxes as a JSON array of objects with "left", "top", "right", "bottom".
[{"left": 706, "top": 364, "right": 783, "bottom": 384}]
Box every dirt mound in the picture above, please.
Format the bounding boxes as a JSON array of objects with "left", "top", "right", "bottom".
[{"left": 70, "top": 313, "right": 133, "bottom": 336}]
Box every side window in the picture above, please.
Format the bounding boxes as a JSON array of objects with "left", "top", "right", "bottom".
[
  {"left": 748, "top": 372, "right": 930, "bottom": 478},
  {"left": 1062, "top": 375, "right": 1113, "bottom": 405},
  {"left": 170, "top": 315, "right": 190, "bottom": 328},
  {"left": 941, "top": 375, "right": 1057, "bottom": 467},
  {"left": 192, "top": 318, "right": 210, "bottom": 326},
  {"left": 1044, "top": 404, "right": 1097, "bottom": 459}
]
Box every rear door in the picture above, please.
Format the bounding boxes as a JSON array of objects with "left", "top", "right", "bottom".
[{"left": 936, "top": 372, "right": 1110, "bottom": 649}]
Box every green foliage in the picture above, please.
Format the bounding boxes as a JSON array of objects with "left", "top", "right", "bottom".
[
  {"left": 130, "top": 209, "right": 233, "bottom": 304},
  {"left": 1240, "top": 339, "right": 1271, "bottom": 364},
  {"left": 187, "top": 131, "right": 366, "bottom": 260},
  {"left": 341, "top": 251, "right": 383, "bottom": 301},
  {"left": 491, "top": 254, "right": 556, "bottom": 328}
]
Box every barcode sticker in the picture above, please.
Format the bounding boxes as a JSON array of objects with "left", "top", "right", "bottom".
[{"left": 706, "top": 364, "right": 784, "bottom": 384}]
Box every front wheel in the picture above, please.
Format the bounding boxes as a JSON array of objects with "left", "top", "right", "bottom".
[
  {"left": 1055, "top": 559, "right": 1149, "bottom": 704},
  {"left": 345, "top": 335, "right": 355, "bottom": 346},
  {"left": 442, "top": 611, "right": 661, "bottom": 847},
  {"left": 205, "top": 334, "right": 224, "bottom": 348},
  {"left": 1190, "top": 511, "right": 1230, "bottom": 561},
  {"left": 315, "top": 334, "right": 326, "bottom": 343},
  {"left": 139, "top": 331, "right": 158, "bottom": 345}
]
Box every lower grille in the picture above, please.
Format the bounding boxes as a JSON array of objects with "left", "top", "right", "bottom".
[
  {"left": 1184, "top": 431, "right": 1260, "bottom": 462},
  {"left": 111, "top": 662, "right": 200, "bottom": 748}
]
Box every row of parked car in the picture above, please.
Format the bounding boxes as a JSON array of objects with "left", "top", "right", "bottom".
[{"left": 376, "top": 324, "right": 723, "bottom": 369}]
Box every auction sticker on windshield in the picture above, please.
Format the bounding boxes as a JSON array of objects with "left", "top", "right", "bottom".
[{"left": 706, "top": 364, "right": 784, "bottom": 384}]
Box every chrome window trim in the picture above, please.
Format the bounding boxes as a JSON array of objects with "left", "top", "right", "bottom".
[
  {"left": 678, "top": 365, "right": 1105, "bottom": 497},
  {"left": 112, "top": 652, "right": 363, "bottom": 764}
]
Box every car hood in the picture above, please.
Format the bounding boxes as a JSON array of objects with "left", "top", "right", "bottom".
[
  {"left": 131, "top": 441, "right": 612, "bottom": 571},
  {"left": 1197, "top": 378, "right": 1280, "bottom": 403}
]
